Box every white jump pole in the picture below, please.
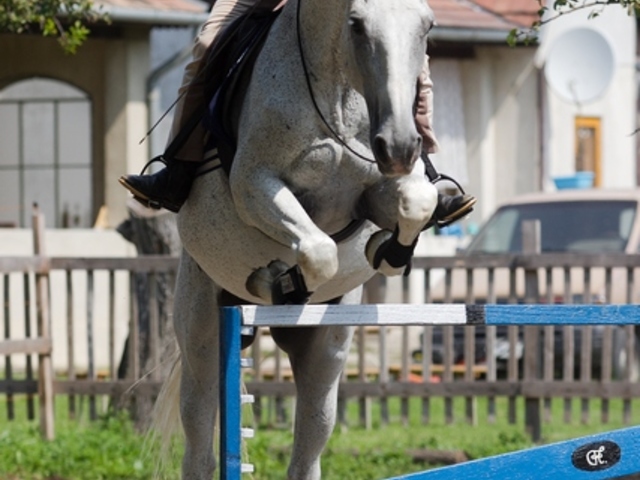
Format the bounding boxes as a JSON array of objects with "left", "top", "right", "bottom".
[{"left": 220, "top": 304, "right": 640, "bottom": 480}]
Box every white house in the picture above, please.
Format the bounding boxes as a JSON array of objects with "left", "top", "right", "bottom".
[
  {"left": 0, "top": 0, "right": 636, "bottom": 231},
  {"left": 0, "top": 0, "right": 210, "bottom": 230}
]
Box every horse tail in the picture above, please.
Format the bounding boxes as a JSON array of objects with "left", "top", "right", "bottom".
[{"left": 145, "top": 351, "right": 183, "bottom": 474}]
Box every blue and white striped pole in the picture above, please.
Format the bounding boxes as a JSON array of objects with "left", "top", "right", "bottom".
[{"left": 219, "top": 303, "right": 640, "bottom": 480}]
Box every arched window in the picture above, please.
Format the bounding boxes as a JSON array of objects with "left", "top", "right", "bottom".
[{"left": 0, "top": 77, "right": 92, "bottom": 228}]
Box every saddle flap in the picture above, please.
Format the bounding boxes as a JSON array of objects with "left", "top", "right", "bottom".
[{"left": 202, "top": 10, "right": 282, "bottom": 174}]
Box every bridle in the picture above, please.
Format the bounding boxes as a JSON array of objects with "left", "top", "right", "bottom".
[
  {"left": 295, "top": 0, "right": 468, "bottom": 197},
  {"left": 295, "top": 0, "right": 377, "bottom": 165}
]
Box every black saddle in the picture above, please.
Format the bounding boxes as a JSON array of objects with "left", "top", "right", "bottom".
[
  {"left": 202, "top": 10, "right": 282, "bottom": 174},
  {"left": 163, "top": 9, "right": 281, "bottom": 174}
]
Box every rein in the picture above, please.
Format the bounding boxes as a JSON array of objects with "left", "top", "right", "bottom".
[
  {"left": 295, "top": 0, "right": 376, "bottom": 165},
  {"left": 295, "top": 0, "right": 369, "bottom": 242}
]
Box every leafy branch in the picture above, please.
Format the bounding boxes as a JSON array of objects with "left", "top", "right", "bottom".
[
  {"left": 0, "top": 0, "right": 109, "bottom": 54},
  {"left": 507, "top": 0, "right": 640, "bottom": 46}
]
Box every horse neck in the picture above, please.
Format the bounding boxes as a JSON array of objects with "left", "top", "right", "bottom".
[
  {"left": 284, "top": 0, "right": 363, "bottom": 129},
  {"left": 294, "top": 0, "right": 352, "bottom": 87}
]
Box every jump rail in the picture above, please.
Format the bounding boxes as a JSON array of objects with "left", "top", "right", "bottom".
[{"left": 220, "top": 304, "right": 640, "bottom": 480}]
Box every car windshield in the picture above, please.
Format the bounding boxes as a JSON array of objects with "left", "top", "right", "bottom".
[{"left": 466, "top": 200, "right": 637, "bottom": 254}]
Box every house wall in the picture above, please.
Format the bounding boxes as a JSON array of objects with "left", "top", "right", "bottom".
[
  {"left": 538, "top": 6, "right": 637, "bottom": 190},
  {"left": 1, "top": 35, "right": 107, "bottom": 225},
  {"left": 0, "top": 27, "right": 151, "bottom": 229},
  {"left": 459, "top": 45, "right": 540, "bottom": 224},
  {"left": 103, "top": 29, "right": 152, "bottom": 227},
  {"left": 453, "top": 10, "right": 637, "bottom": 227}
]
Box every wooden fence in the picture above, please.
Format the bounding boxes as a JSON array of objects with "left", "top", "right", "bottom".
[
  {"left": 244, "top": 251, "right": 640, "bottom": 440},
  {"left": 2, "top": 225, "right": 640, "bottom": 439},
  {"left": 0, "top": 253, "right": 179, "bottom": 437}
]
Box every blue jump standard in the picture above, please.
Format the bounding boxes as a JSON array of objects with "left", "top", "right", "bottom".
[
  {"left": 219, "top": 304, "right": 640, "bottom": 480},
  {"left": 220, "top": 306, "right": 243, "bottom": 480},
  {"left": 388, "top": 425, "right": 640, "bottom": 479}
]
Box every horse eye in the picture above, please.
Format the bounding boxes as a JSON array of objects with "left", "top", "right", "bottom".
[
  {"left": 424, "top": 19, "right": 434, "bottom": 36},
  {"left": 349, "top": 16, "right": 366, "bottom": 36}
]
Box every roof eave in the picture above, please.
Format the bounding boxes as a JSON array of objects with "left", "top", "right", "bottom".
[
  {"left": 431, "top": 27, "right": 513, "bottom": 44},
  {"left": 98, "top": 6, "right": 209, "bottom": 26}
]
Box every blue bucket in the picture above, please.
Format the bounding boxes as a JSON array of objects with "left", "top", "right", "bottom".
[{"left": 553, "top": 171, "right": 594, "bottom": 190}]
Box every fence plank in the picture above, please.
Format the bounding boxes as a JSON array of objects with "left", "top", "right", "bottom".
[
  {"left": 0, "top": 338, "right": 52, "bottom": 355},
  {"left": 66, "top": 269, "right": 76, "bottom": 419},
  {"left": 23, "top": 272, "right": 35, "bottom": 420},
  {"left": 3, "top": 273, "right": 14, "bottom": 420},
  {"left": 601, "top": 268, "right": 614, "bottom": 424},
  {"left": 486, "top": 268, "right": 497, "bottom": 424},
  {"left": 464, "top": 268, "right": 477, "bottom": 426},
  {"left": 623, "top": 267, "right": 634, "bottom": 424},
  {"left": 87, "top": 269, "right": 97, "bottom": 420},
  {"left": 32, "top": 207, "right": 55, "bottom": 440}
]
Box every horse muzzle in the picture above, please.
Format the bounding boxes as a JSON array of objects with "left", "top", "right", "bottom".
[{"left": 372, "top": 132, "right": 422, "bottom": 177}]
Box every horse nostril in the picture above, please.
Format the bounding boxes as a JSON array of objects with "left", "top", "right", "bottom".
[
  {"left": 410, "top": 135, "right": 422, "bottom": 164},
  {"left": 372, "top": 135, "right": 390, "bottom": 166}
]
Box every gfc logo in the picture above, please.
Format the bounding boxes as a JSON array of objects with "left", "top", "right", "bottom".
[
  {"left": 585, "top": 446, "right": 607, "bottom": 467},
  {"left": 572, "top": 441, "right": 621, "bottom": 472}
]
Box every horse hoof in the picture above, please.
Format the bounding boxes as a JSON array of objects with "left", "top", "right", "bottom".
[
  {"left": 267, "top": 260, "right": 290, "bottom": 277},
  {"left": 246, "top": 265, "right": 278, "bottom": 301},
  {"left": 246, "top": 261, "right": 312, "bottom": 304}
]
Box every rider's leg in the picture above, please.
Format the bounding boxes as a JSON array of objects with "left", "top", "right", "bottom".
[
  {"left": 119, "top": 0, "right": 265, "bottom": 212},
  {"left": 416, "top": 54, "right": 476, "bottom": 227}
]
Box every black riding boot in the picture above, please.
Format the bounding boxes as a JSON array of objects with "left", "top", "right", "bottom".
[
  {"left": 426, "top": 193, "right": 476, "bottom": 229},
  {"left": 119, "top": 158, "right": 199, "bottom": 213},
  {"left": 420, "top": 155, "right": 476, "bottom": 229}
]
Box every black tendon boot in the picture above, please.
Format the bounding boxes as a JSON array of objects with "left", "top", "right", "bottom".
[{"left": 119, "top": 158, "right": 199, "bottom": 213}]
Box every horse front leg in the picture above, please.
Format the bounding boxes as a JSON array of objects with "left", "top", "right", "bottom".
[
  {"left": 232, "top": 170, "right": 338, "bottom": 299},
  {"left": 173, "top": 250, "right": 220, "bottom": 480},
  {"left": 363, "top": 164, "right": 438, "bottom": 276},
  {"left": 270, "top": 287, "right": 361, "bottom": 480}
]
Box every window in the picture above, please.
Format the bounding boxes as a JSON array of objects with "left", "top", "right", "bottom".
[
  {"left": 0, "top": 77, "right": 92, "bottom": 228},
  {"left": 575, "top": 116, "right": 601, "bottom": 187}
]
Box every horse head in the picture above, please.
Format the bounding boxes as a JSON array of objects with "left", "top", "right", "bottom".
[{"left": 345, "top": 0, "right": 435, "bottom": 177}]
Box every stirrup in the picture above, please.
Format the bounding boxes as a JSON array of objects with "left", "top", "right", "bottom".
[
  {"left": 421, "top": 156, "right": 474, "bottom": 228},
  {"left": 119, "top": 155, "right": 175, "bottom": 211},
  {"left": 422, "top": 155, "right": 467, "bottom": 194},
  {"left": 430, "top": 172, "right": 467, "bottom": 195},
  {"left": 138, "top": 155, "right": 169, "bottom": 175}
]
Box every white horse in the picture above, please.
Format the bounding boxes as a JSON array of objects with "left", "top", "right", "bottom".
[{"left": 155, "top": 0, "right": 438, "bottom": 478}]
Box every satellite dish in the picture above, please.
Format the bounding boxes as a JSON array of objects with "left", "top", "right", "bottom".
[{"left": 545, "top": 28, "right": 615, "bottom": 104}]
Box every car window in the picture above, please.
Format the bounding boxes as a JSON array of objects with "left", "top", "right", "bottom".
[{"left": 466, "top": 200, "right": 637, "bottom": 254}]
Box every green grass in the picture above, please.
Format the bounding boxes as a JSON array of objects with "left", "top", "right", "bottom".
[{"left": 1, "top": 394, "right": 639, "bottom": 479}]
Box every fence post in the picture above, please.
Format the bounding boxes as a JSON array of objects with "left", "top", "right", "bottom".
[
  {"left": 522, "top": 220, "right": 541, "bottom": 442},
  {"left": 32, "top": 204, "right": 55, "bottom": 440}
]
